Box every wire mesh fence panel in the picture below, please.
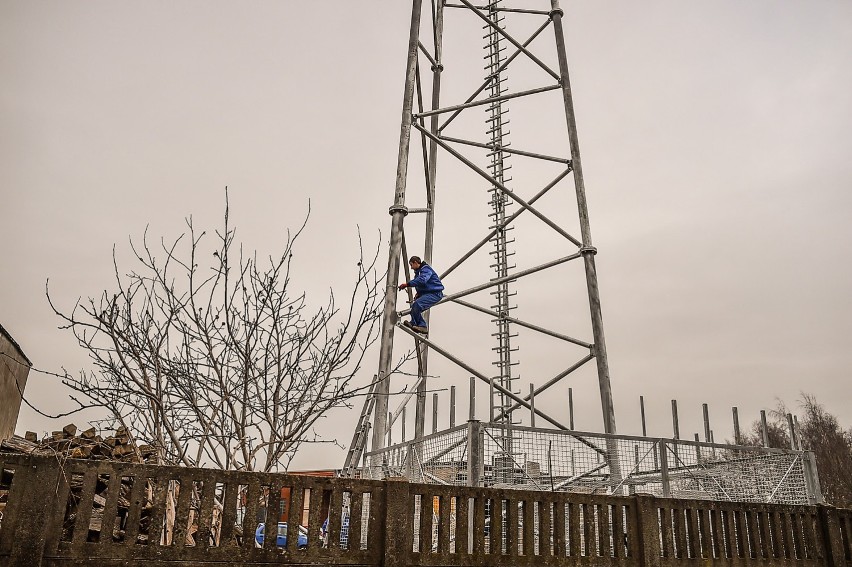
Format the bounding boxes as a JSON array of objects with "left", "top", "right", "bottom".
[
  {"left": 364, "top": 425, "right": 814, "bottom": 506},
  {"left": 660, "top": 443, "right": 810, "bottom": 505},
  {"left": 364, "top": 426, "right": 470, "bottom": 486}
]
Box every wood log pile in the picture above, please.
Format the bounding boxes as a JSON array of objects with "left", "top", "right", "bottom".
[
  {"left": 0, "top": 424, "right": 172, "bottom": 543},
  {"left": 0, "top": 424, "right": 159, "bottom": 464},
  {"left": 0, "top": 426, "right": 235, "bottom": 546}
]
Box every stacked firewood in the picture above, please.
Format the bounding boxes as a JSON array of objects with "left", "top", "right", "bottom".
[
  {"left": 0, "top": 425, "right": 166, "bottom": 543},
  {"left": 0, "top": 424, "right": 159, "bottom": 464},
  {"left": 1, "top": 427, "right": 227, "bottom": 546}
]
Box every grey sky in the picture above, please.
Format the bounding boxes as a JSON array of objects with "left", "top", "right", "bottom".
[{"left": 2, "top": 1, "right": 851, "bottom": 469}]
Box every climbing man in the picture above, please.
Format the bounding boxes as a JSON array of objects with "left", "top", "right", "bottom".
[{"left": 398, "top": 256, "right": 444, "bottom": 335}]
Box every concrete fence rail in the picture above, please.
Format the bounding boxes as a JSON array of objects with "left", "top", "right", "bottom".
[{"left": 0, "top": 453, "right": 850, "bottom": 566}]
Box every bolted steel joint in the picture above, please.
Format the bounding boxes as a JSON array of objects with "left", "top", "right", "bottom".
[
  {"left": 549, "top": 8, "right": 564, "bottom": 18},
  {"left": 579, "top": 246, "right": 598, "bottom": 255},
  {"left": 388, "top": 205, "right": 409, "bottom": 216},
  {"left": 431, "top": 63, "right": 444, "bottom": 73}
]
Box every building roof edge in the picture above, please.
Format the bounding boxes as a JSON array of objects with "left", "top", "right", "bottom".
[{"left": 0, "top": 322, "right": 33, "bottom": 367}]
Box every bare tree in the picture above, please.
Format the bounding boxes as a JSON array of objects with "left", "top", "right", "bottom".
[
  {"left": 48, "top": 199, "right": 385, "bottom": 472},
  {"left": 796, "top": 394, "right": 852, "bottom": 507},
  {"left": 737, "top": 395, "right": 852, "bottom": 507}
]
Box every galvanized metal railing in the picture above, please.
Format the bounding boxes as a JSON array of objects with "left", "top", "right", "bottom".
[{"left": 363, "top": 422, "right": 823, "bottom": 506}]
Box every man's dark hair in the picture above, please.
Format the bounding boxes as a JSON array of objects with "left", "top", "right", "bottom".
[{"left": 409, "top": 256, "right": 422, "bottom": 264}]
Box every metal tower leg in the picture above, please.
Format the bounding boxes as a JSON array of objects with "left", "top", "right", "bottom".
[
  {"left": 371, "top": 0, "right": 424, "bottom": 455},
  {"left": 414, "top": 0, "right": 445, "bottom": 442},
  {"left": 549, "top": 0, "right": 621, "bottom": 489},
  {"left": 549, "top": 0, "right": 616, "bottom": 436}
]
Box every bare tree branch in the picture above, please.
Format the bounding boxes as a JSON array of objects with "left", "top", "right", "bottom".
[{"left": 47, "top": 194, "right": 384, "bottom": 472}]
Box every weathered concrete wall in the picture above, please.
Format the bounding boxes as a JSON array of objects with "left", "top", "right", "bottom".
[
  {"left": 1, "top": 453, "right": 850, "bottom": 567},
  {"left": 0, "top": 323, "right": 31, "bottom": 441}
]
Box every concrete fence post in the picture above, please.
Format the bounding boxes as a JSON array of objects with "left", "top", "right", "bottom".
[
  {"left": 659, "top": 441, "right": 671, "bottom": 499},
  {"left": 633, "top": 494, "right": 660, "bottom": 567},
  {"left": 7, "top": 458, "right": 65, "bottom": 566},
  {"left": 382, "top": 477, "right": 411, "bottom": 567},
  {"left": 815, "top": 505, "right": 845, "bottom": 567}
]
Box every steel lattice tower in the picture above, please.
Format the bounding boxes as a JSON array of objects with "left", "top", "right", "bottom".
[{"left": 350, "top": 0, "right": 618, "bottom": 469}]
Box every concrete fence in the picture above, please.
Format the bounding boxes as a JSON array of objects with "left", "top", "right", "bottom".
[{"left": 0, "top": 453, "right": 850, "bottom": 566}]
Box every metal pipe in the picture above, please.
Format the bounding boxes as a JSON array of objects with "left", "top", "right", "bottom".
[
  {"left": 640, "top": 396, "right": 647, "bottom": 437},
  {"left": 529, "top": 384, "right": 536, "bottom": 427},
  {"left": 414, "top": 64, "right": 433, "bottom": 220},
  {"left": 389, "top": 378, "right": 423, "bottom": 432},
  {"left": 671, "top": 400, "right": 680, "bottom": 439},
  {"left": 489, "top": 378, "right": 495, "bottom": 422},
  {"left": 786, "top": 413, "right": 798, "bottom": 450},
  {"left": 438, "top": 18, "right": 552, "bottom": 132},
  {"left": 694, "top": 433, "right": 701, "bottom": 463},
  {"left": 417, "top": 41, "right": 437, "bottom": 68},
  {"left": 803, "top": 452, "right": 824, "bottom": 504},
  {"left": 732, "top": 406, "right": 741, "bottom": 445},
  {"left": 494, "top": 354, "right": 593, "bottom": 422},
  {"left": 361, "top": 423, "right": 371, "bottom": 469},
  {"left": 415, "top": 0, "right": 444, "bottom": 444},
  {"left": 469, "top": 376, "right": 475, "bottom": 421},
  {"left": 399, "top": 326, "right": 572, "bottom": 430},
  {"left": 415, "top": 84, "right": 560, "bottom": 119},
  {"left": 451, "top": 298, "right": 591, "bottom": 347},
  {"left": 659, "top": 441, "right": 671, "bottom": 498},
  {"left": 412, "top": 122, "right": 583, "bottom": 246},
  {"left": 412, "top": 65, "right": 431, "bottom": 442},
  {"left": 440, "top": 167, "right": 572, "bottom": 279},
  {"left": 433, "top": 393, "right": 439, "bottom": 433},
  {"left": 760, "top": 410, "right": 770, "bottom": 447},
  {"left": 550, "top": 0, "right": 617, "bottom": 437},
  {"left": 467, "top": 420, "right": 483, "bottom": 487},
  {"left": 444, "top": 3, "right": 552, "bottom": 15},
  {"left": 446, "top": 386, "right": 454, "bottom": 429},
  {"left": 402, "top": 407, "right": 406, "bottom": 441},
  {"left": 456, "top": 0, "right": 560, "bottom": 80},
  {"left": 371, "top": 0, "right": 424, "bottom": 455},
  {"left": 437, "top": 134, "right": 569, "bottom": 164},
  {"left": 702, "top": 403, "right": 711, "bottom": 443},
  {"left": 400, "top": 253, "right": 581, "bottom": 316},
  {"left": 402, "top": 229, "right": 429, "bottom": 442},
  {"left": 569, "top": 387, "right": 574, "bottom": 430}
]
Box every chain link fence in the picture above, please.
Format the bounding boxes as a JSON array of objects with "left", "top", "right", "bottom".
[{"left": 362, "top": 423, "right": 820, "bottom": 506}]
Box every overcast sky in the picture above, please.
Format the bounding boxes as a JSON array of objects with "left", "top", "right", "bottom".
[{"left": 2, "top": 1, "right": 851, "bottom": 470}]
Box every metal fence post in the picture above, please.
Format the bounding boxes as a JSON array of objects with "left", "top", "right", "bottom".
[
  {"left": 803, "top": 451, "right": 824, "bottom": 504},
  {"left": 659, "top": 440, "right": 671, "bottom": 499},
  {"left": 467, "top": 420, "right": 483, "bottom": 487},
  {"left": 732, "top": 406, "right": 741, "bottom": 445},
  {"left": 816, "top": 504, "right": 845, "bottom": 567},
  {"left": 786, "top": 413, "right": 799, "bottom": 450},
  {"left": 450, "top": 385, "right": 456, "bottom": 427}
]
